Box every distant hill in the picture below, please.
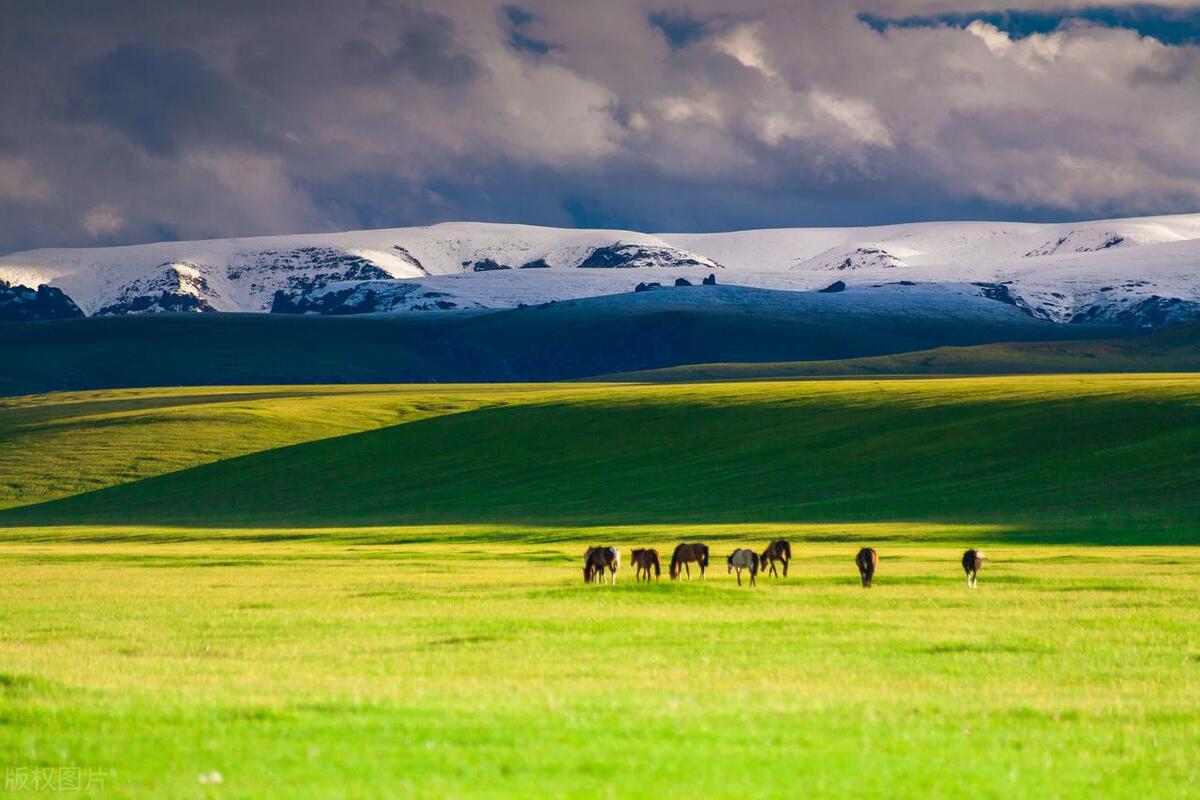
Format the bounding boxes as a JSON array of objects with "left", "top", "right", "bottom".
[
  {"left": 0, "top": 285, "right": 1119, "bottom": 395},
  {"left": 605, "top": 318, "right": 1200, "bottom": 382}
]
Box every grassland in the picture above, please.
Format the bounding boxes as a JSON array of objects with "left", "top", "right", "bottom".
[
  {"left": 2, "top": 377, "right": 1199, "bottom": 797},
  {"left": 4, "top": 376, "right": 1199, "bottom": 543}
]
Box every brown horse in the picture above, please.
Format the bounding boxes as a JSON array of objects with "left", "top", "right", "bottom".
[
  {"left": 583, "top": 546, "right": 620, "bottom": 585},
  {"left": 962, "top": 549, "right": 987, "bottom": 589},
  {"left": 760, "top": 540, "right": 791, "bottom": 577},
  {"left": 670, "top": 543, "right": 709, "bottom": 580},
  {"left": 855, "top": 547, "right": 878, "bottom": 588},
  {"left": 630, "top": 548, "right": 661, "bottom": 582}
]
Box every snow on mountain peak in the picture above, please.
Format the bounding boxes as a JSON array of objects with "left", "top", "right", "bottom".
[{"left": 2, "top": 212, "right": 1200, "bottom": 329}]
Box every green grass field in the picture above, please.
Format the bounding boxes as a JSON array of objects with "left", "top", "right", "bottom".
[{"left": 2, "top": 377, "right": 1199, "bottom": 797}]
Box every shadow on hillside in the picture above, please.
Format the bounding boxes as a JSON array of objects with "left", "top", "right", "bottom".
[{"left": 1, "top": 385, "right": 1197, "bottom": 546}]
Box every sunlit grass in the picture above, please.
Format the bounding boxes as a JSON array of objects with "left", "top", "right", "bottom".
[{"left": 1, "top": 531, "right": 1198, "bottom": 798}]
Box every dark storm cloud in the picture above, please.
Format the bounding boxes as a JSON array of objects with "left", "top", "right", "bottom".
[
  {"left": 1, "top": 0, "right": 1199, "bottom": 254},
  {"left": 64, "top": 43, "right": 265, "bottom": 157}
]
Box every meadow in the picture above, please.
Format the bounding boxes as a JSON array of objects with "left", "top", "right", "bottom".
[{"left": 1, "top": 377, "right": 1199, "bottom": 797}]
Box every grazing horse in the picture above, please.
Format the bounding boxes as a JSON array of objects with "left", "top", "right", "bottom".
[
  {"left": 670, "top": 543, "right": 709, "bottom": 580},
  {"left": 962, "top": 549, "right": 988, "bottom": 588},
  {"left": 855, "top": 547, "right": 878, "bottom": 588},
  {"left": 760, "top": 540, "right": 791, "bottom": 577},
  {"left": 584, "top": 546, "right": 620, "bottom": 585},
  {"left": 630, "top": 548, "right": 661, "bottom": 582},
  {"left": 727, "top": 549, "right": 759, "bottom": 586}
]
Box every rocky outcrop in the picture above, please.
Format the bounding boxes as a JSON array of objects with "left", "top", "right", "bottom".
[
  {"left": 0, "top": 281, "right": 84, "bottom": 322},
  {"left": 818, "top": 280, "right": 846, "bottom": 293},
  {"left": 471, "top": 258, "right": 512, "bottom": 272},
  {"left": 1070, "top": 295, "right": 1200, "bottom": 330},
  {"left": 579, "top": 243, "right": 721, "bottom": 269}
]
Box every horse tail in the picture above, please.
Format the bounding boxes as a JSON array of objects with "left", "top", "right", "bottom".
[
  {"left": 653, "top": 554, "right": 661, "bottom": 578},
  {"left": 699, "top": 545, "right": 709, "bottom": 567},
  {"left": 781, "top": 540, "right": 791, "bottom": 559}
]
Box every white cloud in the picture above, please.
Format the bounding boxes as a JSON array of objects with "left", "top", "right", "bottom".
[
  {"left": 809, "top": 90, "right": 894, "bottom": 148},
  {"left": 0, "top": 158, "right": 52, "bottom": 204},
  {"left": 714, "top": 23, "right": 776, "bottom": 76},
  {"left": 81, "top": 205, "right": 124, "bottom": 236}
]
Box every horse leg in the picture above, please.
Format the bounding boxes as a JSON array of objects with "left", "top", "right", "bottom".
[
  {"left": 782, "top": 557, "right": 788, "bottom": 577},
  {"left": 685, "top": 563, "right": 691, "bottom": 581}
]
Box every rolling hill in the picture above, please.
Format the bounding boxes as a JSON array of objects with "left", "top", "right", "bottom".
[
  {"left": 607, "top": 318, "right": 1200, "bottom": 381},
  {"left": 3, "top": 376, "right": 1198, "bottom": 544}
]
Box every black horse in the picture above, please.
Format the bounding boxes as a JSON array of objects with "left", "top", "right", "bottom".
[{"left": 855, "top": 547, "right": 878, "bottom": 588}]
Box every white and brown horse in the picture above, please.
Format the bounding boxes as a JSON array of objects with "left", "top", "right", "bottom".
[
  {"left": 727, "top": 548, "right": 759, "bottom": 586},
  {"left": 962, "top": 549, "right": 988, "bottom": 588},
  {"left": 855, "top": 547, "right": 878, "bottom": 588},
  {"left": 583, "top": 546, "right": 620, "bottom": 585}
]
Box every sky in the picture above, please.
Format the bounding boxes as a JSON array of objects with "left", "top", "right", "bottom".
[{"left": 1, "top": 0, "right": 1199, "bottom": 254}]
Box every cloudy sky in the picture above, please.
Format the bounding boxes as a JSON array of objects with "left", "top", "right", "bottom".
[{"left": 1, "top": 1, "right": 1199, "bottom": 253}]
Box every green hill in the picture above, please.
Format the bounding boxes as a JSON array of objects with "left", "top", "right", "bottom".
[
  {"left": 605, "top": 319, "right": 1200, "bottom": 381},
  {"left": 4, "top": 375, "right": 1198, "bottom": 543}
]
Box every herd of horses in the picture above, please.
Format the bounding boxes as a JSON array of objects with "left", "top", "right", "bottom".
[{"left": 583, "top": 542, "right": 990, "bottom": 588}]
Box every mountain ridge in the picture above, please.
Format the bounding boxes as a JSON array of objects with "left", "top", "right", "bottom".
[{"left": 4, "top": 213, "right": 1200, "bottom": 329}]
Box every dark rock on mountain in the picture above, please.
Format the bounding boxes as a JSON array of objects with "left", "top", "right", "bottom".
[
  {"left": 972, "top": 282, "right": 1035, "bottom": 317},
  {"left": 472, "top": 259, "right": 512, "bottom": 272},
  {"left": 1071, "top": 295, "right": 1200, "bottom": 331},
  {"left": 579, "top": 243, "right": 719, "bottom": 269},
  {"left": 835, "top": 247, "right": 903, "bottom": 270},
  {"left": 96, "top": 292, "right": 215, "bottom": 316},
  {"left": 0, "top": 281, "right": 84, "bottom": 322},
  {"left": 818, "top": 280, "right": 846, "bottom": 293},
  {"left": 391, "top": 245, "right": 430, "bottom": 276},
  {"left": 518, "top": 258, "right": 550, "bottom": 269}
]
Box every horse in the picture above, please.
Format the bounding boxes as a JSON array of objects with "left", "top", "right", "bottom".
[
  {"left": 962, "top": 549, "right": 988, "bottom": 589},
  {"left": 727, "top": 549, "right": 759, "bottom": 586},
  {"left": 855, "top": 547, "right": 878, "bottom": 588},
  {"left": 670, "top": 543, "right": 709, "bottom": 580},
  {"left": 584, "top": 546, "right": 620, "bottom": 585},
  {"left": 760, "top": 540, "right": 791, "bottom": 577},
  {"left": 630, "top": 548, "right": 661, "bottom": 582}
]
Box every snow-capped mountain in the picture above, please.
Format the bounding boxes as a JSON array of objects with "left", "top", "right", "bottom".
[{"left": 3, "top": 213, "right": 1200, "bottom": 329}]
